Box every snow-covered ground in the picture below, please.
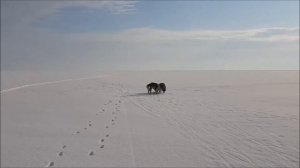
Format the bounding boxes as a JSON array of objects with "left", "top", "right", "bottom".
[{"left": 1, "top": 71, "right": 299, "bottom": 167}]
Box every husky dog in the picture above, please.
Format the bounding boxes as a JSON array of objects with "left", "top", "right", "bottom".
[
  {"left": 158, "top": 83, "right": 166, "bottom": 93},
  {"left": 146, "top": 82, "right": 160, "bottom": 94}
]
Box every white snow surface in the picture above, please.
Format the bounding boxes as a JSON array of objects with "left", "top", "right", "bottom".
[{"left": 1, "top": 71, "right": 299, "bottom": 167}]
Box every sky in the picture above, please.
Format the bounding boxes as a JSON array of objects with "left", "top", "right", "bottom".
[{"left": 1, "top": 0, "right": 299, "bottom": 73}]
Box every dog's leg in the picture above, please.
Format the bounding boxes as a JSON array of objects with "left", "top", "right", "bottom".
[{"left": 147, "top": 86, "right": 151, "bottom": 94}]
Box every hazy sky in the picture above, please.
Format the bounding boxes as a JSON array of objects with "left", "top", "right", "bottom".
[{"left": 1, "top": 1, "right": 299, "bottom": 72}]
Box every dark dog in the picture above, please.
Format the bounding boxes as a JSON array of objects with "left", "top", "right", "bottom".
[
  {"left": 146, "top": 82, "right": 160, "bottom": 94},
  {"left": 159, "top": 83, "right": 166, "bottom": 93}
]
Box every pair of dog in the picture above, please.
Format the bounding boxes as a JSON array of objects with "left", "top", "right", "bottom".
[{"left": 146, "top": 82, "right": 166, "bottom": 94}]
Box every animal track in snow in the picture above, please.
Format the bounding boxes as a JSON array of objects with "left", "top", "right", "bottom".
[
  {"left": 100, "top": 145, "right": 104, "bottom": 148},
  {"left": 58, "top": 151, "right": 63, "bottom": 157},
  {"left": 73, "top": 131, "right": 80, "bottom": 135},
  {"left": 88, "top": 151, "right": 94, "bottom": 156},
  {"left": 106, "top": 134, "right": 110, "bottom": 138},
  {"left": 62, "top": 145, "right": 67, "bottom": 149},
  {"left": 46, "top": 161, "right": 54, "bottom": 167}
]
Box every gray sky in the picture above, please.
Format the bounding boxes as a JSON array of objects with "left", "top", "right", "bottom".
[{"left": 1, "top": 1, "right": 299, "bottom": 73}]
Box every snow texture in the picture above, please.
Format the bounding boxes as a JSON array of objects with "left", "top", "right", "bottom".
[{"left": 1, "top": 71, "right": 299, "bottom": 167}]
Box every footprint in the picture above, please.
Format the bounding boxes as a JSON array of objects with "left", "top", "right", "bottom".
[
  {"left": 106, "top": 134, "right": 109, "bottom": 138},
  {"left": 100, "top": 139, "right": 105, "bottom": 143},
  {"left": 58, "top": 151, "right": 63, "bottom": 157},
  {"left": 73, "top": 131, "right": 80, "bottom": 135},
  {"left": 88, "top": 151, "right": 94, "bottom": 156},
  {"left": 46, "top": 161, "right": 54, "bottom": 167},
  {"left": 100, "top": 145, "right": 104, "bottom": 148},
  {"left": 105, "top": 126, "right": 109, "bottom": 129},
  {"left": 89, "top": 124, "right": 92, "bottom": 127},
  {"left": 62, "top": 145, "right": 67, "bottom": 149}
]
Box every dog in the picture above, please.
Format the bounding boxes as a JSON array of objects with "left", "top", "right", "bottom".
[
  {"left": 146, "top": 82, "right": 160, "bottom": 94},
  {"left": 158, "top": 83, "right": 166, "bottom": 93}
]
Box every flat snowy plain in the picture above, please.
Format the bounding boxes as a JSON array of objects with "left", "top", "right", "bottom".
[{"left": 1, "top": 71, "right": 299, "bottom": 167}]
